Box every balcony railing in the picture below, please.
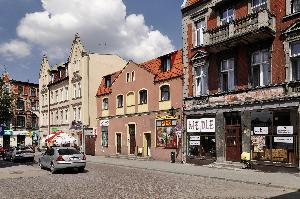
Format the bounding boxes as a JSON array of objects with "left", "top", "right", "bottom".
[{"left": 204, "top": 9, "right": 275, "bottom": 48}]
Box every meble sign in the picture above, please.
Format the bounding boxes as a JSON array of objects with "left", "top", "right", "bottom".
[{"left": 187, "top": 118, "right": 215, "bottom": 133}]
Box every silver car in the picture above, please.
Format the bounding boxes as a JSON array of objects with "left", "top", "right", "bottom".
[
  {"left": 38, "top": 147, "right": 86, "bottom": 173},
  {"left": 11, "top": 146, "right": 35, "bottom": 162}
]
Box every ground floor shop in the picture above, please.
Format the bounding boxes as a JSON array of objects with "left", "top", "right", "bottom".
[
  {"left": 0, "top": 130, "right": 38, "bottom": 148},
  {"left": 185, "top": 104, "right": 300, "bottom": 170},
  {"left": 95, "top": 112, "right": 183, "bottom": 162}
]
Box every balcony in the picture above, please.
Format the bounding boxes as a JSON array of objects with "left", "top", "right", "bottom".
[{"left": 204, "top": 9, "right": 275, "bottom": 52}]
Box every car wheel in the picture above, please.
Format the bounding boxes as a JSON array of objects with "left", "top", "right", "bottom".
[
  {"left": 78, "top": 167, "right": 85, "bottom": 173},
  {"left": 50, "top": 163, "right": 56, "bottom": 174},
  {"left": 38, "top": 160, "right": 44, "bottom": 169}
]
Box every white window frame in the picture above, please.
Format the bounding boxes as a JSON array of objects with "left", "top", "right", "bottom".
[
  {"left": 162, "top": 57, "right": 171, "bottom": 72},
  {"left": 65, "top": 86, "right": 69, "bottom": 100},
  {"left": 194, "top": 20, "right": 205, "bottom": 47},
  {"left": 220, "top": 58, "right": 235, "bottom": 91},
  {"left": 102, "top": 98, "right": 109, "bottom": 110},
  {"left": 61, "top": 88, "right": 64, "bottom": 102},
  {"left": 251, "top": 0, "right": 267, "bottom": 11},
  {"left": 220, "top": 8, "right": 234, "bottom": 25},
  {"left": 292, "top": 0, "right": 300, "bottom": 13},
  {"left": 290, "top": 41, "right": 300, "bottom": 81},
  {"left": 117, "top": 95, "right": 124, "bottom": 108},
  {"left": 251, "top": 49, "right": 270, "bottom": 87},
  {"left": 78, "top": 107, "right": 81, "bottom": 121},
  {"left": 55, "top": 90, "right": 58, "bottom": 103},
  {"left": 78, "top": 82, "right": 81, "bottom": 98},
  {"left": 73, "top": 84, "right": 77, "bottom": 98},
  {"left": 65, "top": 109, "right": 68, "bottom": 123},
  {"left": 195, "top": 65, "right": 208, "bottom": 96},
  {"left": 73, "top": 108, "right": 77, "bottom": 121}
]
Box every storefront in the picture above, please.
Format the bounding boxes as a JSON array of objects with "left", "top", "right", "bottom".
[
  {"left": 186, "top": 116, "right": 216, "bottom": 165},
  {"left": 250, "top": 109, "right": 299, "bottom": 169}
]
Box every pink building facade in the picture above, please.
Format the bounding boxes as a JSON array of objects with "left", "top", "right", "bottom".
[{"left": 95, "top": 50, "right": 183, "bottom": 161}]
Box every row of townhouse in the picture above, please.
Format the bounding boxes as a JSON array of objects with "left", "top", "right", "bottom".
[
  {"left": 181, "top": 0, "right": 300, "bottom": 171},
  {"left": 39, "top": 34, "right": 127, "bottom": 148},
  {"left": 1, "top": 72, "right": 39, "bottom": 148}
]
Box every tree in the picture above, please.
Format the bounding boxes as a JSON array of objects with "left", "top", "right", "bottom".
[{"left": 0, "top": 78, "right": 12, "bottom": 126}]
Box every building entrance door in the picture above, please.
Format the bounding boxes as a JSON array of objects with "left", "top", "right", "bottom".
[
  {"left": 116, "top": 133, "right": 121, "bottom": 154},
  {"left": 3, "top": 135, "right": 10, "bottom": 149},
  {"left": 85, "top": 135, "right": 95, "bottom": 156},
  {"left": 144, "top": 133, "right": 151, "bottom": 156},
  {"left": 129, "top": 124, "right": 136, "bottom": 154},
  {"left": 225, "top": 125, "right": 241, "bottom": 162}
]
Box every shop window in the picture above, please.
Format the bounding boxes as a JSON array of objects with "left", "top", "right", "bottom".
[
  {"left": 251, "top": 110, "right": 298, "bottom": 165},
  {"left": 16, "top": 116, "right": 25, "bottom": 127},
  {"left": 220, "top": 58, "right": 235, "bottom": 92},
  {"left": 252, "top": 0, "right": 267, "bottom": 12},
  {"left": 292, "top": 0, "right": 300, "bottom": 13},
  {"left": 290, "top": 41, "right": 300, "bottom": 81},
  {"left": 16, "top": 100, "right": 25, "bottom": 110},
  {"left": 195, "top": 66, "right": 208, "bottom": 96},
  {"left": 220, "top": 7, "right": 234, "bottom": 25},
  {"left": 156, "top": 119, "right": 178, "bottom": 148},
  {"left": 101, "top": 126, "right": 108, "bottom": 147},
  {"left": 160, "top": 85, "right": 170, "bottom": 101},
  {"left": 139, "top": 90, "right": 147, "bottom": 104},
  {"left": 194, "top": 20, "right": 205, "bottom": 47},
  {"left": 102, "top": 98, "right": 108, "bottom": 110},
  {"left": 251, "top": 49, "right": 270, "bottom": 87},
  {"left": 117, "top": 95, "right": 123, "bottom": 108}
]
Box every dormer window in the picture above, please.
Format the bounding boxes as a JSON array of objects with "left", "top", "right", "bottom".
[
  {"left": 161, "top": 56, "right": 171, "bottom": 72},
  {"left": 105, "top": 76, "right": 112, "bottom": 87},
  {"left": 59, "top": 70, "right": 62, "bottom": 78},
  {"left": 252, "top": 0, "right": 267, "bottom": 12},
  {"left": 220, "top": 8, "right": 234, "bottom": 25}
]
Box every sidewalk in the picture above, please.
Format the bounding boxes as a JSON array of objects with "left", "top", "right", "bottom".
[{"left": 86, "top": 155, "right": 300, "bottom": 191}]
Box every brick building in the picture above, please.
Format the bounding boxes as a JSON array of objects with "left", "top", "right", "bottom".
[
  {"left": 95, "top": 50, "right": 183, "bottom": 161},
  {"left": 1, "top": 72, "right": 39, "bottom": 148},
  {"left": 182, "top": 0, "right": 300, "bottom": 170}
]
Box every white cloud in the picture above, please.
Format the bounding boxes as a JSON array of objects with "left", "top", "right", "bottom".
[
  {"left": 13, "top": 0, "right": 174, "bottom": 63},
  {"left": 0, "top": 40, "right": 31, "bottom": 60}
]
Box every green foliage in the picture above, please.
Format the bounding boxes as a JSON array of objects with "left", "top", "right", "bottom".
[{"left": 0, "top": 78, "right": 12, "bottom": 125}]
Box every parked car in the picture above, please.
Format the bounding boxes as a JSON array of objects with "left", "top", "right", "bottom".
[
  {"left": 3, "top": 147, "right": 14, "bottom": 161},
  {"left": 0, "top": 146, "right": 5, "bottom": 157},
  {"left": 38, "top": 147, "right": 86, "bottom": 173},
  {"left": 11, "top": 146, "right": 35, "bottom": 162}
]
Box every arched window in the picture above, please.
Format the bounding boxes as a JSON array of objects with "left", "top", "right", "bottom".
[
  {"left": 102, "top": 98, "right": 108, "bottom": 110},
  {"left": 160, "top": 85, "right": 170, "bottom": 101}
]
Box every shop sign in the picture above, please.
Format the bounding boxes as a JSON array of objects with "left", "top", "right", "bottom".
[
  {"left": 189, "top": 141, "right": 200, "bottom": 146},
  {"left": 156, "top": 115, "right": 177, "bottom": 120},
  {"left": 187, "top": 118, "right": 215, "bottom": 133},
  {"left": 274, "top": 137, "right": 293, "bottom": 143},
  {"left": 13, "top": 131, "right": 28, "bottom": 136},
  {"left": 32, "top": 132, "right": 39, "bottom": 141},
  {"left": 100, "top": 120, "right": 109, "bottom": 127},
  {"left": 4, "top": 130, "right": 13, "bottom": 136},
  {"left": 190, "top": 136, "right": 200, "bottom": 140},
  {"left": 84, "top": 128, "right": 94, "bottom": 136},
  {"left": 277, "top": 126, "right": 293, "bottom": 134},
  {"left": 253, "top": 127, "right": 268, "bottom": 135}
]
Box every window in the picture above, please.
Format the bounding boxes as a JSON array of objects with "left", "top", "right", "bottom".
[
  {"left": 65, "top": 109, "right": 68, "bottom": 122},
  {"left": 51, "top": 112, "right": 53, "bottom": 125},
  {"left": 101, "top": 126, "right": 108, "bottom": 147},
  {"left": 220, "top": 58, "right": 235, "bottom": 92},
  {"left": 126, "top": 72, "right": 135, "bottom": 82},
  {"left": 126, "top": 92, "right": 135, "bottom": 107},
  {"left": 156, "top": 119, "right": 178, "bottom": 148},
  {"left": 117, "top": 95, "right": 123, "bottom": 108},
  {"left": 291, "top": 41, "right": 300, "bottom": 81},
  {"left": 160, "top": 85, "right": 170, "bottom": 101},
  {"left": 126, "top": 73, "right": 130, "bottom": 82},
  {"left": 65, "top": 87, "right": 69, "bottom": 100},
  {"left": 221, "top": 8, "right": 234, "bottom": 25},
  {"left": 131, "top": 71, "right": 135, "bottom": 81},
  {"left": 61, "top": 88, "right": 64, "bottom": 101},
  {"left": 105, "top": 76, "right": 112, "bottom": 87},
  {"left": 45, "top": 93, "right": 47, "bottom": 105},
  {"left": 18, "top": 86, "right": 24, "bottom": 95},
  {"left": 78, "top": 82, "right": 81, "bottom": 98},
  {"left": 59, "top": 70, "right": 62, "bottom": 78},
  {"left": 16, "top": 100, "right": 25, "bottom": 110},
  {"left": 16, "top": 116, "right": 25, "bottom": 127},
  {"left": 74, "top": 59, "right": 80, "bottom": 71},
  {"left": 51, "top": 74, "right": 54, "bottom": 83},
  {"left": 51, "top": 91, "right": 53, "bottom": 102},
  {"left": 56, "top": 111, "right": 59, "bottom": 124},
  {"left": 139, "top": 90, "right": 147, "bottom": 104},
  {"left": 292, "top": 0, "right": 300, "bottom": 13},
  {"left": 195, "top": 20, "right": 205, "bottom": 46},
  {"left": 61, "top": 110, "right": 63, "bottom": 124},
  {"left": 73, "top": 108, "right": 77, "bottom": 121},
  {"left": 31, "top": 101, "right": 37, "bottom": 111},
  {"left": 251, "top": 49, "right": 270, "bottom": 87},
  {"left": 78, "top": 107, "right": 81, "bottom": 121},
  {"left": 73, "top": 84, "right": 77, "bottom": 98},
  {"left": 161, "top": 56, "right": 171, "bottom": 72},
  {"left": 31, "top": 88, "right": 36, "bottom": 96},
  {"left": 195, "top": 66, "right": 208, "bottom": 96},
  {"left": 102, "top": 98, "right": 108, "bottom": 110},
  {"left": 65, "top": 66, "right": 68, "bottom": 77},
  {"left": 252, "top": 0, "right": 267, "bottom": 12},
  {"left": 55, "top": 90, "right": 58, "bottom": 102}
]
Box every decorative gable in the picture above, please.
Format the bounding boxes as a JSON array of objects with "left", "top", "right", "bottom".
[
  {"left": 71, "top": 72, "right": 82, "bottom": 83},
  {"left": 283, "top": 20, "right": 300, "bottom": 41},
  {"left": 68, "top": 33, "right": 87, "bottom": 64},
  {"left": 191, "top": 50, "right": 208, "bottom": 63}
]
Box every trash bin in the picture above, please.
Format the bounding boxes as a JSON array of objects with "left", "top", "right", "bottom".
[{"left": 170, "top": 152, "right": 175, "bottom": 163}]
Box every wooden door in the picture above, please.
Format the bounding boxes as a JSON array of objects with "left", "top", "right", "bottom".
[
  {"left": 85, "top": 135, "right": 95, "bottom": 156},
  {"left": 225, "top": 126, "right": 241, "bottom": 162},
  {"left": 116, "top": 134, "right": 121, "bottom": 154},
  {"left": 129, "top": 133, "right": 135, "bottom": 154}
]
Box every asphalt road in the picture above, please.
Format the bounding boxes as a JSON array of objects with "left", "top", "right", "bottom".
[{"left": 0, "top": 160, "right": 299, "bottom": 199}]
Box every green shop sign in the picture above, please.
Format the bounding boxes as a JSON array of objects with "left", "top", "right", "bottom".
[{"left": 4, "top": 130, "right": 13, "bottom": 136}]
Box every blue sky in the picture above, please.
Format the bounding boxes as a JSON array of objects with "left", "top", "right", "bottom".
[{"left": 0, "top": 0, "right": 183, "bottom": 83}]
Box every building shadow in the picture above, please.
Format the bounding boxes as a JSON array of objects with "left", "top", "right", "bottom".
[{"left": 269, "top": 190, "right": 300, "bottom": 199}]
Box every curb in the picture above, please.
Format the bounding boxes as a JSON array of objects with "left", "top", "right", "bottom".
[{"left": 87, "top": 160, "right": 300, "bottom": 191}]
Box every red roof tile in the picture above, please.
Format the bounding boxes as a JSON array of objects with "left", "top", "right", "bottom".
[{"left": 96, "top": 70, "right": 122, "bottom": 96}]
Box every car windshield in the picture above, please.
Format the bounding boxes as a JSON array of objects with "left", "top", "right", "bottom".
[{"left": 57, "top": 148, "right": 80, "bottom": 155}]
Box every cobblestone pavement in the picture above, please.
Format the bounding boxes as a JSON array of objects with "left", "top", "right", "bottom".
[{"left": 0, "top": 162, "right": 299, "bottom": 199}]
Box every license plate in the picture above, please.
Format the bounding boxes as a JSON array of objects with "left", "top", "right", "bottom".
[{"left": 70, "top": 157, "right": 79, "bottom": 160}]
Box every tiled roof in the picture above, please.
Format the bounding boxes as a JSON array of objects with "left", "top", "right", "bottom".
[
  {"left": 182, "top": 0, "right": 201, "bottom": 9},
  {"left": 140, "top": 49, "right": 183, "bottom": 82},
  {"left": 96, "top": 70, "right": 122, "bottom": 96}
]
